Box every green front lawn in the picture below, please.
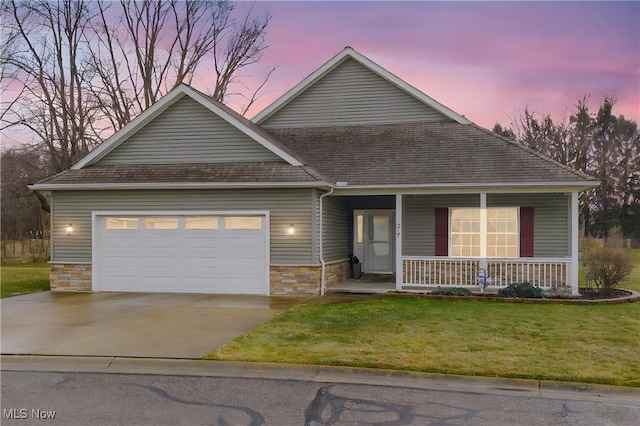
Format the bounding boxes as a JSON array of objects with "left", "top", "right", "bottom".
[
  {"left": 1, "top": 263, "right": 50, "bottom": 298},
  {"left": 621, "top": 249, "right": 640, "bottom": 291},
  {"left": 209, "top": 249, "right": 640, "bottom": 387}
]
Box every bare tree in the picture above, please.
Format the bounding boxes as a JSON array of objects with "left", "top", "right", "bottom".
[
  {"left": 2, "top": 0, "right": 103, "bottom": 171},
  {"left": 87, "top": 0, "right": 273, "bottom": 130},
  {"left": 495, "top": 96, "right": 640, "bottom": 239},
  {"left": 3, "top": 0, "right": 274, "bottom": 161},
  {"left": 1, "top": 0, "right": 275, "bottom": 235}
]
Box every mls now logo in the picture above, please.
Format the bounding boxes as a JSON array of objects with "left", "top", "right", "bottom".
[
  {"left": 3, "top": 409, "right": 28, "bottom": 419},
  {"left": 3, "top": 408, "right": 56, "bottom": 419}
]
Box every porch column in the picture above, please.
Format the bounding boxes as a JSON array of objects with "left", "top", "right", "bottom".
[
  {"left": 479, "top": 193, "right": 487, "bottom": 269},
  {"left": 570, "top": 191, "right": 580, "bottom": 295},
  {"left": 396, "top": 194, "right": 403, "bottom": 290}
]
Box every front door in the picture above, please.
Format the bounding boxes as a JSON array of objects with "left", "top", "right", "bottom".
[{"left": 363, "top": 211, "right": 394, "bottom": 273}]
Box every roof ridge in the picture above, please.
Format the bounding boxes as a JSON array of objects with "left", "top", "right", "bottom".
[{"left": 469, "top": 123, "right": 598, "bottom": 182}]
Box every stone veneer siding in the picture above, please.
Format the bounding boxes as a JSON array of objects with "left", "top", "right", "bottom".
[
  {"left": 324, "top": 259, "right": 351, "bottom": 289},
  {"left": 49, "top": 260, "right": 352, "bottom": 295},
  {"left": 50, "top": 263, "right": 92, "bottom": 292},
  {"left": 270, "top": 259, "right": 351, "bottom": 295}
]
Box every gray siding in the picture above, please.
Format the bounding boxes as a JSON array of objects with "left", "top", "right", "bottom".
[
  {"left": 262, "top": 58, "right": 452, "bottom": 129},
  {"left": 402, "top": 193, "right": 569, "bottom": 257},
  {"left": 52, "top": 189, "right": 314, "bottom": 264},
  {"left": 403, "top": 195, "right": 479, "bottom": 256},
  {"left": 98, "top": 97, "right": 282, "bottom": 165},
  {"left": 488, "top": 193, "right": 569, "bottom": 257},
  {"left": 322, "top": 196, "right": 350, "bottom": 261}
]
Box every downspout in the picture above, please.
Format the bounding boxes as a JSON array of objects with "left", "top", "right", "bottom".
[{"left": 319, "top": 187, "right": 334, "bottom": 296}]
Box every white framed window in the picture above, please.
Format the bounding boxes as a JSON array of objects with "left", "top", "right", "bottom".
[
  {"left": 486, "top": 208, "right": 518, "bottom": 257},
  {"left": 106, "top": 218, "right": 139, "bottom": 230},
  {"left": 450, "top": 207, "right": 518, "bottom": 258},
  {"left": 184, "top": 217, "right": 219, "bottom": 230},
  {"left": 144, "top": 217, "right": 178, "bottom": 229},
  {"left": 224, "top": 216, "right": 262, "bottom": 230},
  {"left": 450, "top": 208, "right": 480, "bottom": 257}
]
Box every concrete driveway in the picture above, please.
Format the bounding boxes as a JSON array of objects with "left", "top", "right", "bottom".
[{"left": 1, "top": 292, "right": 309, "bottom": 359}]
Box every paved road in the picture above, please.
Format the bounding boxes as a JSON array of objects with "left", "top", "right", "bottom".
[{"left": 2, "top": 358, "right": 639, "bottom": 425}]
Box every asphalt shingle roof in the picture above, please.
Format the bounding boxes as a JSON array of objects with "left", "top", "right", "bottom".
[
  {"left": 267, "top": 121, "right": 596, "bottom": 186},
  {"left": 36, "top": 162, "right": 324, "bottom": 185}
]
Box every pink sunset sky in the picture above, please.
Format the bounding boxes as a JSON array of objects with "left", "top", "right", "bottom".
[
  {"left": 2, "top": 1, "right": 638, "bottom": 147},
  {"left": 229, "top": 0, "right": 639, "bottom": 129}
]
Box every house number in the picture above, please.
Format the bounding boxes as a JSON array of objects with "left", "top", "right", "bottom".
[{"left": 396, "top": 224, "right": 401, "bottom": 237}]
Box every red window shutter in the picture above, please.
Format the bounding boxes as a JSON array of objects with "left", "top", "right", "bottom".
[
  {"left": 435, "top": 208, "right": 448, "bottom": 256},
  {"left": 520, "top": 207, "right": 534, "bottom": 257}
]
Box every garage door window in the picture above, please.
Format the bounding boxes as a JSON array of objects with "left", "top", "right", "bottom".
[
  {"left": 144, "top": 218, "right": 179, "bottom": 229},
  {"left": 184, "top": 217, "right": 219, "bottom": 230},
  {"left": 225, "top": 216, "right": 262, "bottom": 229},
  {"left": 106, "top": 218, "right": 139, "bottom": 229}
]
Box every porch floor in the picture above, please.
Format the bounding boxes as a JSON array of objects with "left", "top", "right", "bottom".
[{"left": 329, "top": 274, "right": 396, "bottom": 294}]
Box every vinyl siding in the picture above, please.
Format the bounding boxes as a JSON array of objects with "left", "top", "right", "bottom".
[
  {"left": 262, "top": 58, "right": 452, "bottom": 129},
  {"left": 488, "top": 193, "right": 569, "bottom": 257},
  {"left": 52, "top": 189, "right": 313, "bottom": 264},
  {"left": 402, "top": 193, "right": 569, "bottom": 257},
  {"left": 322, "top": 196, "right": 350, "bottom": 262},
  {"left": 98, "top": 97, "right": 283, "bottom": 165},
  {"left": 403, "top": 195, "right": 479, "bottom": 256}
]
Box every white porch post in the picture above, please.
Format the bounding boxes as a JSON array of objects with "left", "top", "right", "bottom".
[
  {"left": 479, "top": 193, "right": 487, "bottom": 269},
  {"left": 396, "top": 194, "right": 403, "bottom": 290},
  {"left": 570, "top": 191, "right": 580, "bottom": 295}
]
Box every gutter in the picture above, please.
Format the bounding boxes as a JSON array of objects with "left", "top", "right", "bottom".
[
  {"left": 318, "top": 187, "right": 334, "bottom": 296},
  {"left": 27, "top": 181, "right": 334, "bottom": 191}
]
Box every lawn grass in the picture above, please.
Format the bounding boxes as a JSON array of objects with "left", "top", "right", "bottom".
[
  {"left": 209, "top": 249, "right": 640, "bottom": 387},
  {"left": 620, "top": 249, "right": 640, "bottom": 291},
  {"left": 1, "top": 263, "right": 50, "bottom": 298}
]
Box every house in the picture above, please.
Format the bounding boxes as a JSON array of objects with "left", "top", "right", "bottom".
[{"left": 30, "top": 47, "right": 599, "bottom": 296}]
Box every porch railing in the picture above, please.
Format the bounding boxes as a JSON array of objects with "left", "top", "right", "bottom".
[{"left": 402, "top": 257, "right": 570, "bottom": 288}]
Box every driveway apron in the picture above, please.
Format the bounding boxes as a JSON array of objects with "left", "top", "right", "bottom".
[{"left": 1, "top": 292, "right": 307, "bottom": 359}]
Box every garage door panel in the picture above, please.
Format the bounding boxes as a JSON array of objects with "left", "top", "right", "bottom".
[
  {"left": 101, "top": 277, "right": 142, "bottom": 290},
  {"left": 182, "top": 258, "right": 224, "bottom": 269},
  {"left": 101, "top": 254, "right": 144, "bottom": 266},
  {"left": 181, "top": 238, "right": 223, "bottom": 249},
  {"left": 96, "top": 213, "right": 267, "bottom": 295},
  {"left": 102, "top": 239, "right": 142, "bottom": 250},
  {"left": 182, "top": 268, "right": 220, "bottom": 278},
  {"left": 140, "top": 255, "right": 182, "bottom": 266},
  {"left": 141, "top": 238, "right": 182, "bottom": 248},
  {"left": 182, "top": 247, "right": 224, "bottom": 257}
]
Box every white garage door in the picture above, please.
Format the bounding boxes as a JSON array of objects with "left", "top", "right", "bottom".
[{"left": 94, "top": 213, "right": 268, "bottom": 294}]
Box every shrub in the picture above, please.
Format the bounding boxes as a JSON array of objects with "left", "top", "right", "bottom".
[
  {"left": 583, "top": 247, "right": 633, "bottom": 297},
  {"left": 497, "top": 282, "right": 544, "bottom": 298},
  {"left": 430, "top": 287, "right": 472, "bottom": 296},
  {"left": 581, "top": 239, "right": 604, "bottom": 253}
]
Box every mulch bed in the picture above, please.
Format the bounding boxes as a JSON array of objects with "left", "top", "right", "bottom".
[
  {"left": 390, "top": 288, "right": 639, "bottom": 304},
  {"left": 578, "top": 288, "right": 632, "bottom": 300}
]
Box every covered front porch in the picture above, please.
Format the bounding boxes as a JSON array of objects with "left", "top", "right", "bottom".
[{"left": 320, "top": 190, "right": 581, "bottom": 295}]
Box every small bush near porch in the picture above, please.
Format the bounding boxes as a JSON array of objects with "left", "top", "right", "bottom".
[{"left": 209, "top": 251, "right": 640, "bottom": 387}]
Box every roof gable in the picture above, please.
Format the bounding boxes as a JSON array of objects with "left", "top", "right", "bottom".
[
  {"left": 97, "top": 97, "right": 283, "bottom": 165},
  {"left": 73, "top": 85, "right": 302, "bottom": 169},
  {"left": 254, "top": 47, "right": 471, "bottom": 127}
]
